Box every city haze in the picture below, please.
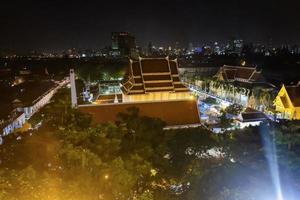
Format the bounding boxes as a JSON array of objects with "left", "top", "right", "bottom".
[{"left": 1, "top": 0, "right": 300, "bottom": 52}]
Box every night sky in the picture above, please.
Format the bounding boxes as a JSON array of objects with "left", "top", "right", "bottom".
[{"left": 1, "top": 0, "right": 300, "bottom": 52}]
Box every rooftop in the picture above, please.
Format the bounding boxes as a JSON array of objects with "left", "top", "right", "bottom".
[
  {"left": 0, "top": 80, "right": 57, "bottom": 120},
  {"left": 121, "top": 57, "right": 189, "bottom": 95},
  {"left": 95, "top": 94, "right": 123, "bottom": 104},
  {"left": 239, "top": 107, "right": 268, "bottom": 122},
  {"left": 285, "top": 82, "right": 300, "bottom": 107},
  {"left": 216, "top": 65, "right": 265, "bottom": 83},
  {"left": 79, "top": 100, "right": 200, "bottom": 126},
  {"left": 12, "top": 80, "right": 56, "bottom": 107}
]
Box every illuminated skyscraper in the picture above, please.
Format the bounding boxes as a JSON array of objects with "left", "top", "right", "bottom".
[{"left": 226, "top": 37, "right": 243, "bottom": 56}]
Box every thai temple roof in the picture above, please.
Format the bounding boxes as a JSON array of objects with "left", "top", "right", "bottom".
[
  {"left": 121, "top": 57, "right": 189, "bottom": 95},
  {"left": 216, "top": 65, "right": 265, "bottom": 83},
  {"left": 285, "top": 82, "right": 300, "bottom": 107},
  {"left": 79, "top": 100, "right": 200, "bottom": 126},
  {"left": 239, "top": 107, "right": 268, "bottom": 122}
]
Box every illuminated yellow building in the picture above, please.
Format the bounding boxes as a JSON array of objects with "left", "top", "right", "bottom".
[{"left": 274, "top": 82, "right": 300, "bottom": 120}]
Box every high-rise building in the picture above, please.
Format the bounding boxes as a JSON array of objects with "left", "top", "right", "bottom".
[
  {"left": 111, "top": 32, "right": 136, "bottom": 57},
  {"left": 291, "top": 45, "right": 300, "bottom": 55},
  {"left": 188, "top": 42, "right": 194, "bottom": 53},
  {"left": 213, "top": 42, "right": 221, "bottom": 55},
  {"left": 226, "top": 38, "right": 243, "bottom": 56},
  {"left": 267, "top": 37, "right": 273, "bottom": 52},
  {"left": 147, "top": 42, "right": 154, "bottom": 56}
]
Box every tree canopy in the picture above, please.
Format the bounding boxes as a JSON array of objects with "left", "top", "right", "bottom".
[{"left": 1, "top": 89, "right": 300, "bottom": 200}]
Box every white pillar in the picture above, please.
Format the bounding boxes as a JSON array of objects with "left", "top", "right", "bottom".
[
  {"left": 70, "top": 69, "right": 77, "bottom": 108},
  {"left": 114, "top": 93, "right": 119, "bottom": 103},
  {"left": 114, "top": 87, "right": 118, "bottom": 103}
]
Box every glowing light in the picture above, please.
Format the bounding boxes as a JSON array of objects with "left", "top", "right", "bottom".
[
  {"left": 104, "top": 174, "right": 109, "bottom": 180},
  {"left": 189, "top": 95, "right": 195, "bottom": 100},
  {"left": 150, "top": 169, "right": 158, "bottom": 176},
  {"left": 261, "top": 128, "right": 285, "bottom": 200},
  {"left": 241, "top": 60, "right": 246, "bottom": 66}
]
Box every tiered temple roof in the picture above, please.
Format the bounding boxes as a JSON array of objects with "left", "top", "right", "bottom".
[
  {"left": 274, "top": 81, "right": 300, "bottom": 120},
  {"left": 121, "top": 57, "right": 189, "bottom": 95},
  {"left": 285, "top": 82, "right": 300, "bottom": 107},
  {"left": 215, "top": 65, "right": 265, "bottom": 83}
]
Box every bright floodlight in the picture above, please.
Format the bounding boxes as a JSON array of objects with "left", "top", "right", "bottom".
[{"left": 261, "top": 127, "right": 285, "bottom": 200}]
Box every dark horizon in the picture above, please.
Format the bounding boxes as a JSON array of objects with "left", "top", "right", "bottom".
[{"left": 1, "top": 0, "right": 300, "bottom": 52}]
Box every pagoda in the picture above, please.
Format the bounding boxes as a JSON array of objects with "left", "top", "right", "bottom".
[
  {"left": 215, "top": 65, "right": 266, "bottom": 84},
  {"left": 121, "top": 56, "right": 191, "bottom": 102}
]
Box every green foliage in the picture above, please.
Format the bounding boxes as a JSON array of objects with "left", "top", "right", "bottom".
[
  {"left": 219, "top": 111, "right": 233, "bottom": 130},
  {"left": 1, "top": 88, "right": 300, "bottom": 200},
  {"left": 136, "top": 190, "right": 154, "bottom": 200},
  {"left": 275, "top": 120, "right": 300, "bottom": 151},
  {"left": 76, "top": 59, "right": 127, "bottom": 82},
  {"left": 225, "top": 103, "right": 243, "bottom": 115},
  {"left": 36, "top": 89, "right": 92, "bottom": 129},
  {"left": 59, "top": 143, "right": 102, "bottom": 170}
]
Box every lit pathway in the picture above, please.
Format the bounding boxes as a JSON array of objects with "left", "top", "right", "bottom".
[
  {"left": 187, "top": 83, "right": 275, "bottom": 121},
  {"left": 187, "top": 83, "right": 234, "bottom": 106}
]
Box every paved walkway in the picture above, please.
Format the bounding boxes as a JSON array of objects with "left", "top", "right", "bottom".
[
  {"left": 187, "top": 84, "right": 234, "bottom": 106},
  {"left": 187, "top": 83, "right": 275, "bottom": 121}
]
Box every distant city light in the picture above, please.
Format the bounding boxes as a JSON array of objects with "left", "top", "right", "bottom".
[{"left": 241, "top": 60, "right": 246, "bottom": 66}]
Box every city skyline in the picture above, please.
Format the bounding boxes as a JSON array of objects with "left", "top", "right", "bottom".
[
  {"left": 1, "top": 0, "right": 300, "bottom": 52},
  {"left": 1, "top": 1, "right": 300, "bottom": 200}
]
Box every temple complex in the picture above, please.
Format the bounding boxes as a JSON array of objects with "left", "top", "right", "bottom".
[
  {"left": 77, "top": 57, "right": 201, "bottom": 127},
  {"left": 274, "top": 82, "right": 300, "bottom": 120}
]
